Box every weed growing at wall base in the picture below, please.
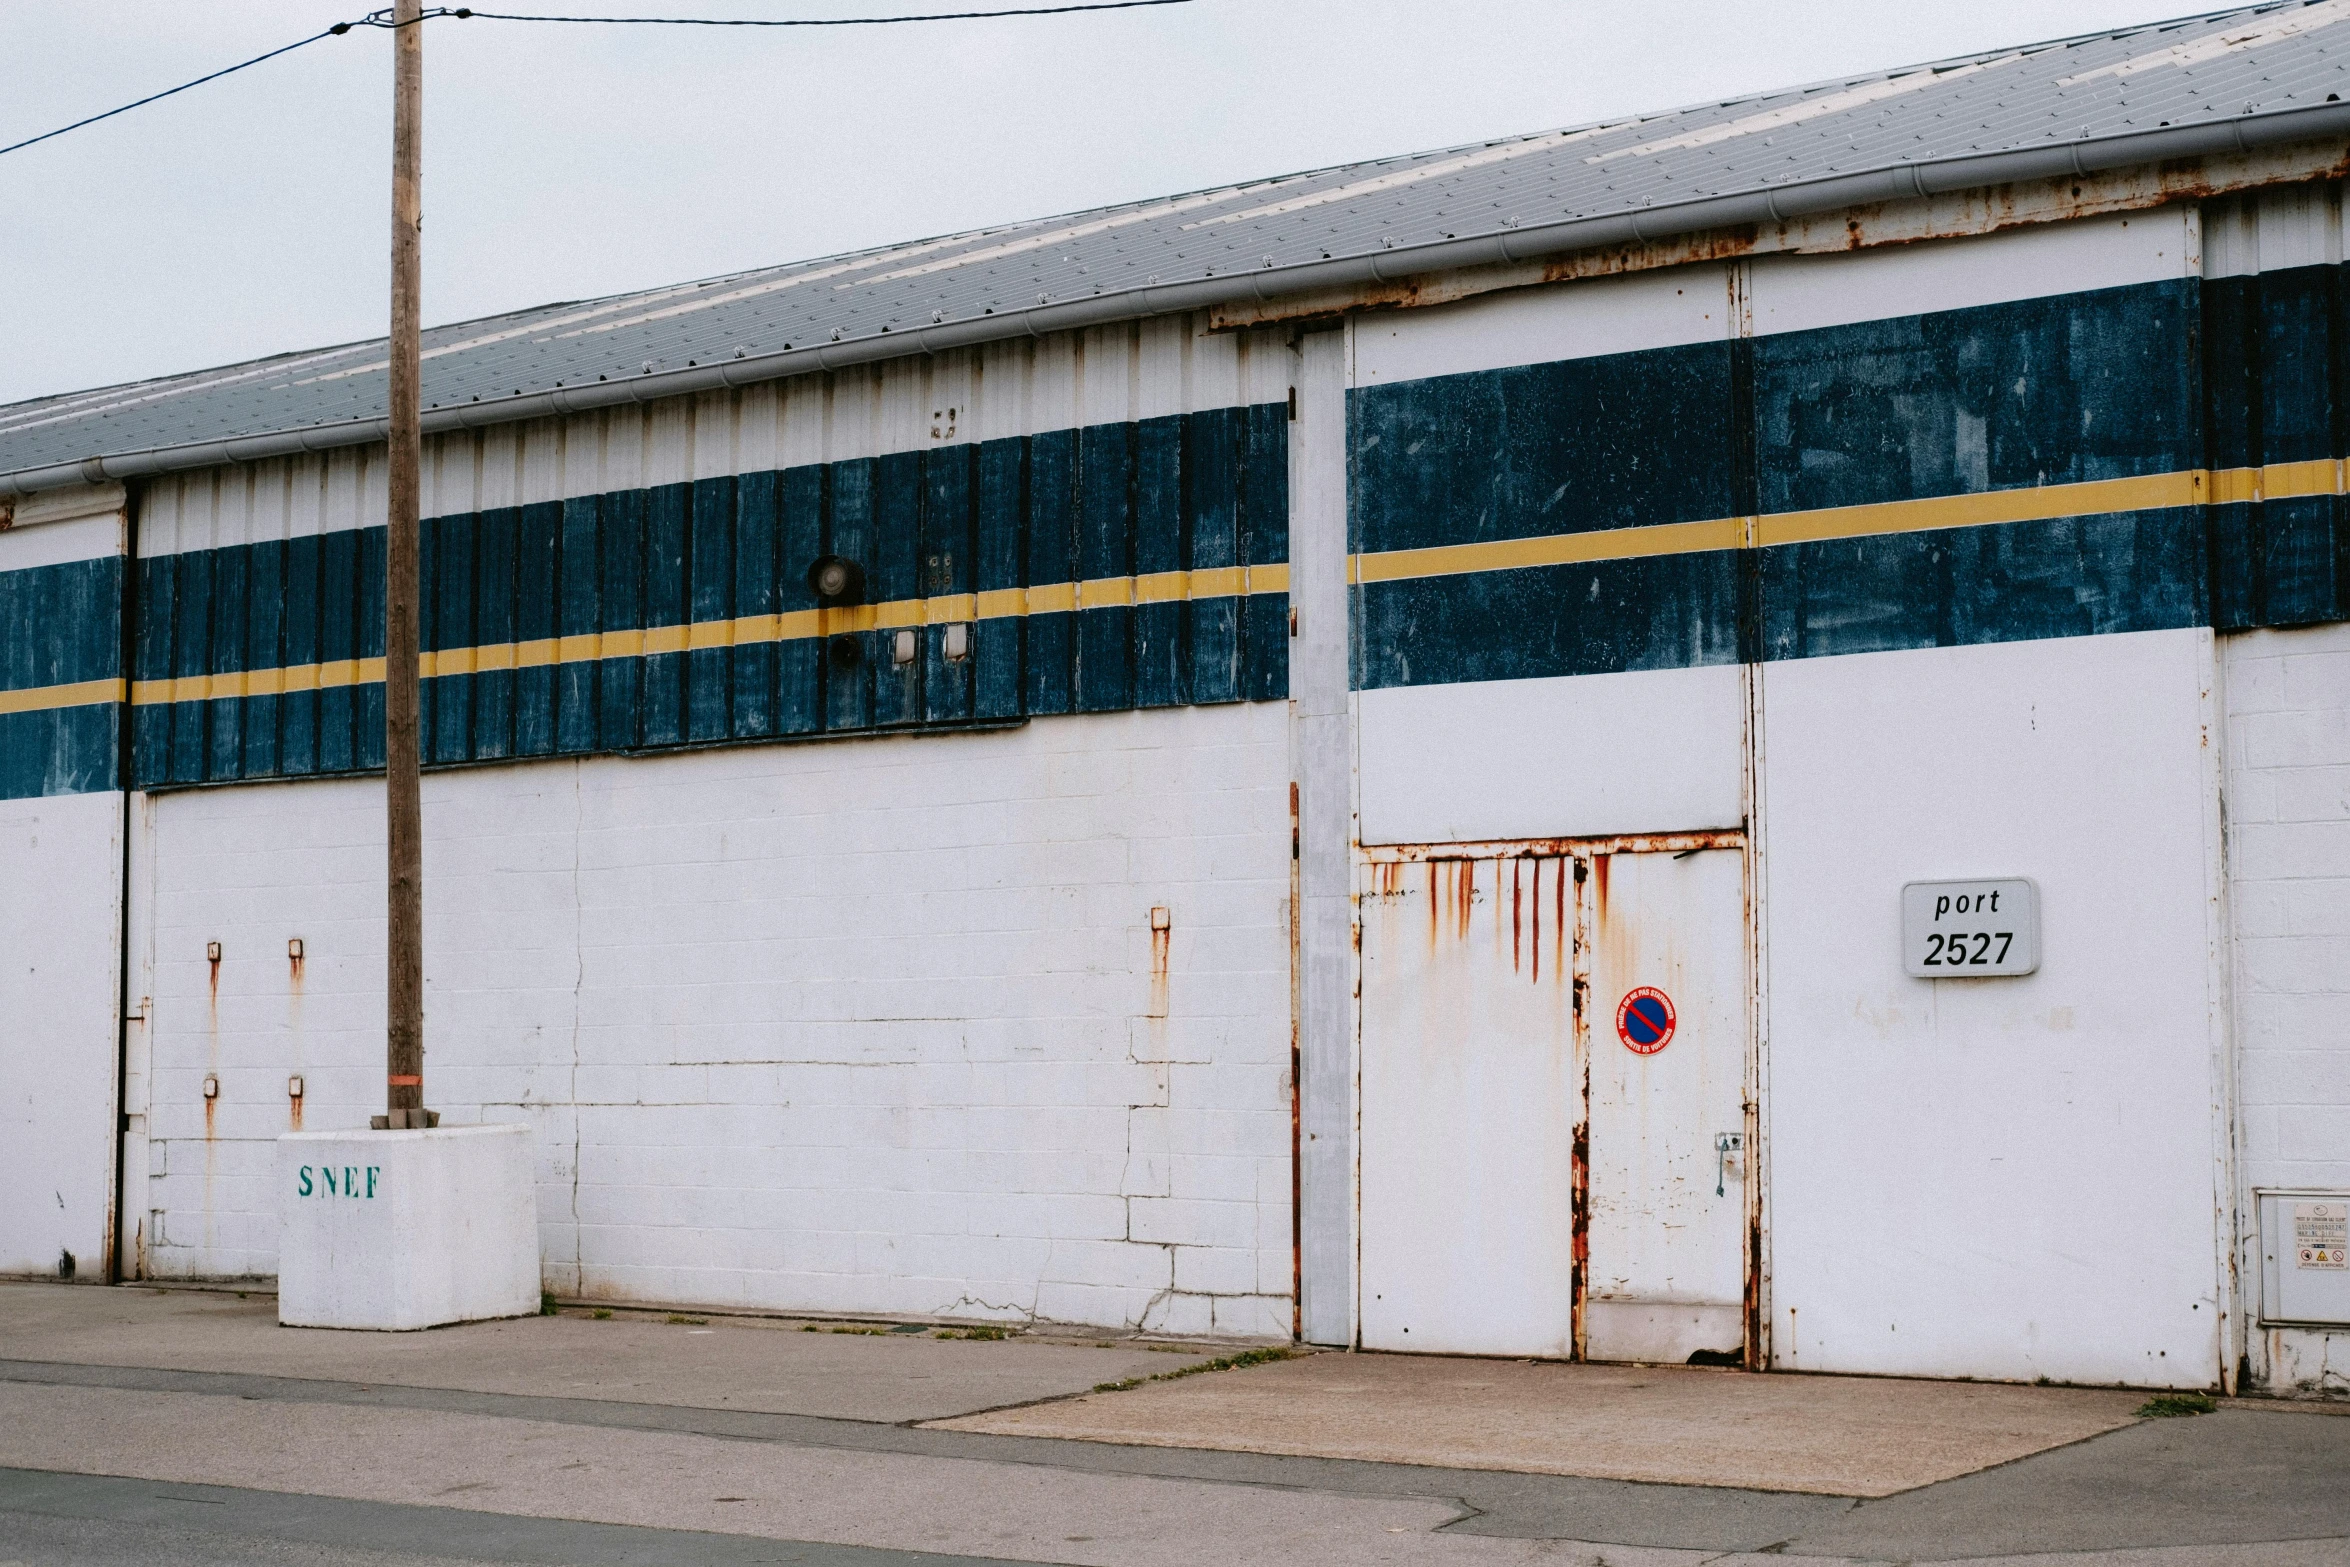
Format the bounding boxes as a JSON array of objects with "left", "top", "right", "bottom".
[{"left": 1093, "top": 1345, "right": 1295, "bottom": 1394}]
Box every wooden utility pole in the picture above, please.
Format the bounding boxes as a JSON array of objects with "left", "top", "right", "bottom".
[{"left": 381, "top": 0, "right": 431, "bottom": 1132}]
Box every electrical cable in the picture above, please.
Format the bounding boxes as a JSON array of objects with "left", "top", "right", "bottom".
[
  {"left": 452, "top": 0, "right": 1191, "bottom": 23},
  {"left": 0, "top": 0, "right": 1195, "bottom": 160},
  {"left": 0, "top": 22, "right": 361, "bottom": 159}
]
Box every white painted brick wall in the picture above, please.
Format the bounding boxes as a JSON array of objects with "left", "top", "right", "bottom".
[
  {"left": 2224, "top": 623, "right": 2350, "bottom": 1393},
  {"left": 136, "top": 702, "right": 1295, "bottom": 1337},
  {"left": 2227, "top": 624, "right": 2350, "bottom": 1193},
  {"left": 0, "top": 790, "right": 122, "bottom": 1280}
]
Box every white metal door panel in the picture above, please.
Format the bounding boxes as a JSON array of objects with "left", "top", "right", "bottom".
[
  {"left": 1747, "top": 209, "right": 2192, "bottom": 337},
  {"left": 1352, "top": 264, "right": 1729, "bottom": 387},
  {"left": 1357, "top": 667, "right": 1746, "bottom": 846},
  {"left": 1763, "top": 630, "right": 2223, "bottom": 1385},
  {"left": 1584, "top": 848, "right": 1747, "bottom": 1363},
  {"left": 1360, "top": 855, "right": 1577, "bottom": 1356}
]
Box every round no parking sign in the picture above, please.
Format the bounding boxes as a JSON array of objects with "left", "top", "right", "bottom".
[{"left": 1616, "top": 987, "right": 1676, "bottom": 1054}]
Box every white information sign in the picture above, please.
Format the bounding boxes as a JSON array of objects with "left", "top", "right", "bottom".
[
  {"left": 1902, "top": 878, "right": 2039, "bottom": 978},
  {"left": 2297, "top": 1201, "right": 2348, "bottom": 1270}
]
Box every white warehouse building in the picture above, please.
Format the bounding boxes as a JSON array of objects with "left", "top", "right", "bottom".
[{"left": 6, "top": 2, "right": 2350, "bottom": 1395}]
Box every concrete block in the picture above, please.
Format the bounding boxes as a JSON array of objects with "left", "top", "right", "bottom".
[
  {"left": 1129, "top": 1196, "right": 1256, "bottom": 1250},
  {"left": 277, "top": 1124, "right": 539, "bottom": 1331},
  {"left": 1140, "top": 1290, "right": 1215, "bottom": 1337},
  {"left": 1173, "top": 1243, "right": 1258, "bottom": 1295},
  {"left": 1213, "top": 1292, "right": 1294, "bottom": 1339}
]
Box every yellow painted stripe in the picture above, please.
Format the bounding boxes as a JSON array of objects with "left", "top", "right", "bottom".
[
  {"left": 0, "top": 678, "right": 125, "bottom": 716},
  {"left": 65, "top": 460, "right": 2323, "bottom": 718},
  {"left": 2208, "top": 458, "right": 2341, "bottom": 506},
  {"left": 1351, "top": 516, "right": 1749, "bottom": 585},
  {"left": 1756, "top": 470, "right": 2206, "bottom": 548},
  {"left": 98, "top": 571, "right": 1287, "bottom": 709},
  {"left": 1021, "top": 582, "right": 1076, "bottom": 616},
  {"left": 1080, "top": 576, "right": 1135, "bottom": 609},
  {"left": 1346, "top": 465, "right": 2303, "bottom": 585}
]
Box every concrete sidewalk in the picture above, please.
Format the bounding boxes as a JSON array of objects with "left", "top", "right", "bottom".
[
  {"left": 934, "top": 1349, "right": 2149, "bottom": 1496},
  {"left": 0, "top": 1281, "right": 1215, "bottom": 1424},
  {"left": 0, "top": 1282, "right": 2344, "bottom": 1566},
  {"left": 0, "top": 1280, "right": 2168, "bottom": 1495}
]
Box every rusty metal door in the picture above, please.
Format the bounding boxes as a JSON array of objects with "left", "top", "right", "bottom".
[
  {"left": 1582, "top": 847, "right": 1749, "bottom": 1363},
  {"left": 1359, "top": 854, "right": 1577, "bottom": 1356}
]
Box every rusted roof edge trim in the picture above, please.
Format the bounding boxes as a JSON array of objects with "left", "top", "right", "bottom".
[{"left": 11, "top": 100, "right": 2350, "bottom": 498}]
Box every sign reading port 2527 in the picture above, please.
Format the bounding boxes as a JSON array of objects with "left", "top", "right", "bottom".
[{"left": 1901, "top": 879, "right": 2040, "bottom": 978}]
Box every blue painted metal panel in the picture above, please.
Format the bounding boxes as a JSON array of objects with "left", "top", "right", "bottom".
[
  {"left": 2206, "top": 264, "right": 2350, "bottom": 629},
  {"left": 242, "top": 538, "right": 283, "bottom": 779},
  {"left": 1242, "top": 400, "right": 1290, "bottom": 702},
  {"left": 777, "top": 465, "right": 825, "bottom": 736},
  {"left": 973, "top": 438, "right": 1025, "bottom": 722},
  {"left": 0, "top": 555, "right": 121, "bottom": 800},
  {"left": 1076, "top": 421, "right": 1135, "bottom": 714},
  {"left": 732, "top": 470, "right": 778, "bottom": 740},
  {"left": 557, "top": 496, "right": 600, "bottom": 755},
  {"left": 281, "top": 533, "right": 320, "bottom": 777},
  {"left": 597, "top": 488, "right": 645, "bottom": 752},
  {"left": 515, "top": 499, "right": 560, "bottom": 758},
  {"left": 473, "top": 506, "right": 518, "bottom": 762},
  {"left": 166, "top": 546, "right": 212, "bottom": 785},
  {"left": 1350, "top": 280, "right": 2214, "bottom": 691},
  {"left": 317, "top": 526, "right": 363, "bottom": 777},
  {"left": 641, "top": 481, "right": 690, "bottom": 749},
  {"left": 1024, "top": 430, "right": 1077, "bottom": 718},
  {"left": 1758, "top": 512, "right": 2204, "bottom": 661},
  {"left": 1185, "top": 406, "right": 1242, "bottom": 707},
  {"left": 10, "top": 403, "right": 1286, "bottom": 797},
  {"left": 874, "top": 451, "right": 924, "bottom": 729},
  {"left": 827, "top": 458, "right": 878, "bottom": 732},
  {"left": 1133, "top": 415, "right": 1184, "bottom": 710},
  {"left": 925, "top": 445, "right": 976, "bottom": 724},
  {"left": 1754, "top": 282, "right": 2197, "bottom": 514},
  {"left": 1353, "top": 341, "right": 1736, "bottom": 554},
  {"left": 688, "top": 476, "right": 735, "bottom": 744},
  {"left": 204, "top": 541, "right": 247, "bottom": 781}
]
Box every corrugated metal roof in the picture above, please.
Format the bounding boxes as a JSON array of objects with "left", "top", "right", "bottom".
[{"left": 9, "top": 0, "right": 2350, "bottom": 489}]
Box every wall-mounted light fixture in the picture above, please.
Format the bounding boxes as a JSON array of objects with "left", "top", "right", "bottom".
[{"left": 807, "top": 554, "right": 866, "bottom": 606}]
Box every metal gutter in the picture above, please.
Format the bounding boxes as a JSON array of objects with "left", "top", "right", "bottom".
[{"left": 9, "top": 100, "right": 2350, "bottom": 499}]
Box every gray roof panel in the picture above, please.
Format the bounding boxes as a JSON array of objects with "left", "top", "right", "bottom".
[{"left": 9, "top": 0, "right": 2350, "bottom": 488}]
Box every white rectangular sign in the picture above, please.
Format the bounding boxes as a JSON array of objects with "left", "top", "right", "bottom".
[
  {"left": 2297, "top": 1201, "right": 2348, "bottom": 1270},
  {"left": 1902, "top": 878, "right": 2039, "bottom": 977}
]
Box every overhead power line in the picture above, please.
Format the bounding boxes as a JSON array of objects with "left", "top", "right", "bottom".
[
  {"left": 459, "top": 1, "right": 1193, "bottom": 24},
  {"left": 0, "top": 0, "right": 1196, "bottom": 160},
  {"left": 0, "top": 24, "right": 354, "bottom": 159}
]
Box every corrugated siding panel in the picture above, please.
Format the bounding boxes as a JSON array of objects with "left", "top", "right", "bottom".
[
  {"left": 0, "top": 555, "right": 122, "bottom": 800},
  {"left": 126, "top": 405, "right": 1289, "bottom": 786},
  {"left": 2204, "top": 261, "right": 2350, "bottom": 629}
]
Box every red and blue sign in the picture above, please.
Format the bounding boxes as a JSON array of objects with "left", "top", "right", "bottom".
[{"left": 1615, "top": 987, "right": 1676, "bottom": 1054}]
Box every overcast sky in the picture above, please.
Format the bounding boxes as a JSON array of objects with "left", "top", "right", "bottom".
[{"left": 2, "top": 0, "right": 2217, "bottom": 407}]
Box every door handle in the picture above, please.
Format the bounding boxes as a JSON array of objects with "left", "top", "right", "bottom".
[{"left": 1714, "top": 1132, "right": 1744, "bottom": 1197}]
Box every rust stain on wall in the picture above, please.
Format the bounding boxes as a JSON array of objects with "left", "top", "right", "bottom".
[
  {"left": 1148, "top": 923, "right": 1171, "bottom": 1020},
  {"left": 1210, "top": 142, "right": 2350, "bottom": 333}
]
